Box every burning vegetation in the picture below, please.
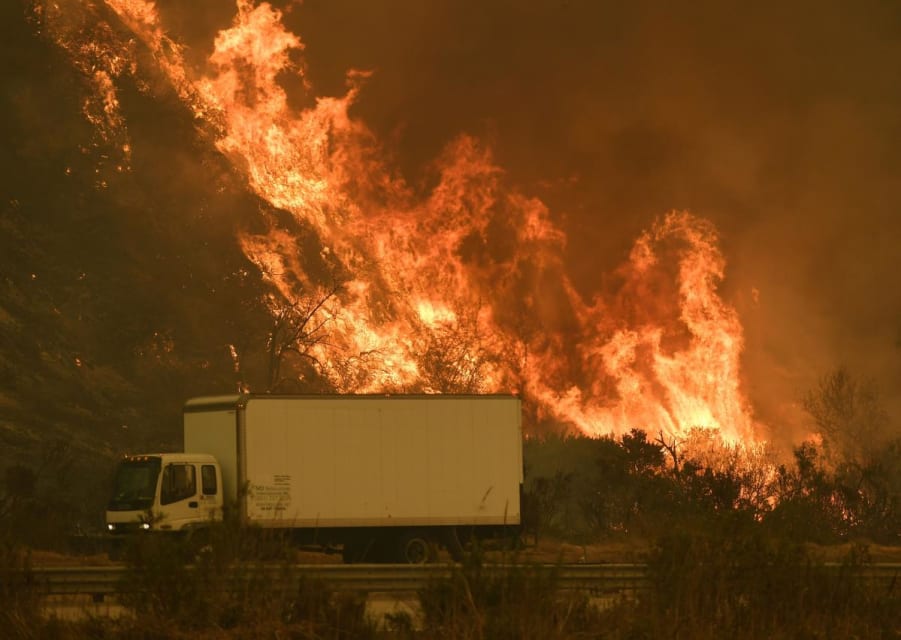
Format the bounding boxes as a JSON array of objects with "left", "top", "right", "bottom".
[
  {"left": 2, "top": 1, "right": 900, "bottom": 635},
  {"left": 34, "top": 0, "right": 761, "bottom": 445}
]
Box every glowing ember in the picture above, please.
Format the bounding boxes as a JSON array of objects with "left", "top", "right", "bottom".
[{"left": 37, "top": 0, "right": 760, "bottom": 444}]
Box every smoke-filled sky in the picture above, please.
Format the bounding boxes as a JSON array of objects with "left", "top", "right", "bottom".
[
  {"left": 12, "top": 0, "right": 901, "bottom": 449},
  {"left": 155, "top": 0, "right": 901, "bottom": 427}
]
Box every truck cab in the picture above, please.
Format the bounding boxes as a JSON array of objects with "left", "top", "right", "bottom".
[{"left": 106, "top": 453, "right": 223, "bottom": 533}]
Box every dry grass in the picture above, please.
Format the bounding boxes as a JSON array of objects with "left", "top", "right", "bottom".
[{"left": 10, "top": 532, "right": 901, "bottom": 639}]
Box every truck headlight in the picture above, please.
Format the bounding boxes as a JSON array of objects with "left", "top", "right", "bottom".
[
  {"left": 107, "top": 524, "right": 115, "bottom": 532},
  {"left": 141, "top": 523, "right": 151, "bottom": 530}
]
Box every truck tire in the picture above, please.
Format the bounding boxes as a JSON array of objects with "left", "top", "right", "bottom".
[{"left": 396, "top": 530, "right": 437, "bottom": 564}]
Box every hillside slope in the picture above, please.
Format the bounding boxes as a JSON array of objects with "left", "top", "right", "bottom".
[{"left": 0, "top": 2, "right": 304, "bottom": 524}]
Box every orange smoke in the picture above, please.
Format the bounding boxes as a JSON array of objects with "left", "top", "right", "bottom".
[{"left": 40, "top": 0, "right": 760, "bottom": 445}]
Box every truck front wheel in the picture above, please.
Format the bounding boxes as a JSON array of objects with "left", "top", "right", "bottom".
[{"left": 396, "top": 530, "right": 436, "bottom": 564}]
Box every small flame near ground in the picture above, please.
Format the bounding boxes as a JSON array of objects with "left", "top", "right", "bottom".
[{"left": 37, "top": 0, "right": 760, "bottom": 446}]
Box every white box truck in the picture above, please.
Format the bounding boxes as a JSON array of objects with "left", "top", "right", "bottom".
[{"left": 106, "top": 394, "right": 523, "bottom": 562}]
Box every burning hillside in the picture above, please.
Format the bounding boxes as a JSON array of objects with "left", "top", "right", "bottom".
[{"left": 30, "top": 0, "right": 761, "bottom": 443}]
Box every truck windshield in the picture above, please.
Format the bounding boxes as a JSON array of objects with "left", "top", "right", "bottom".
[{"left": 108, "top": 457, "right": 162, "bottom": 511}]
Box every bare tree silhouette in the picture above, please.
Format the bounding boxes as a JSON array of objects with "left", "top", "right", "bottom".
[{"left": 264, "top": 283, "right": 341, "bottom": 392}]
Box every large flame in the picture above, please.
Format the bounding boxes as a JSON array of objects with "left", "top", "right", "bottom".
[{"left": 36, "top": 0, "right": 759, "bottom": 445}]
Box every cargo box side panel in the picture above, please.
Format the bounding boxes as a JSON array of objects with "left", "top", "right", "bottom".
[
  {"left": 423, "top": 398, "right": 467, "bottom": 518},
  {"left": 243, "top": 396, "right": 522, "bottom": 528},
  {"left": 184, "top": 405, "right": 240, "bottom": 504},
  {"left": 244, "top": 398, "right": 428, "bottom": 526},
  {"left": 295, "top": 407, "right": 337, "bottom": 523},
  {"left": 382, "top": 405, "right": 429, "bottom": 520},
  {"left": 333, "top": 404, "right": 391, "bottom": 520},
  {"left": 243, "top": 399, "right": 309, "bottom": 525},
  {"left": 466, "top": 397, "right": 522, "bottom": 523}
]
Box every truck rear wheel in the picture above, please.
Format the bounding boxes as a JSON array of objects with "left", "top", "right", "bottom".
[{"left": 396, "top": 530, "right": 436, "bottom": 564}]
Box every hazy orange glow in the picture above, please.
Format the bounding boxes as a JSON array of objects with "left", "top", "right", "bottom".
[{"left": 44, "top": 0, "right": 760, "bottom": 445}]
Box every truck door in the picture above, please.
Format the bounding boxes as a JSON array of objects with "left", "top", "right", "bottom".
[
  {"left": 158, "top": 463, "right": 202, "bottom": 530},
  {"left": 199, "top": 463, "right": 223, "bottom": 521}
]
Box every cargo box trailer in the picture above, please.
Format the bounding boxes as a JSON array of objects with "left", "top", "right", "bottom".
[{"left": 106, "top": 394, "right": 523, "bottom": 562}]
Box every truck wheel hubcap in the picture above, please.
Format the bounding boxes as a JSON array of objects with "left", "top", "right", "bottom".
[{"left": 403, "top": 538, "right": 429, "bottom": 563}]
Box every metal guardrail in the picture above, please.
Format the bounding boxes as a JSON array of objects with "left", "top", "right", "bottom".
[
  {"left": 12, "top": 563, "right": 647, "bottom": 597},
  {"left": 7, "top": 562, "right": 901, "bottom": 598}
]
